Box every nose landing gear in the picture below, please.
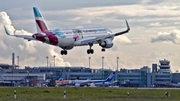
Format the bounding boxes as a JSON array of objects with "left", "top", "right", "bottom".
[{"left": 101, "top": 48, "right": 105, "bottom": 52}]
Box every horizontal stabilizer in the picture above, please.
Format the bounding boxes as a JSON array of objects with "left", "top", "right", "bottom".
[
  {"left": 4, "top": 26, "right": 36, "bottom": 41},
  {"left": 4, "top": 26, "right": 12, "bottom": 36}
]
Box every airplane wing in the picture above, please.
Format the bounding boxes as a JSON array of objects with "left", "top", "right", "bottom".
[
  {"left": 4, "top": 26, "right": 36, "bottom": 41},
  {"left": 79, "top": 20, "right": 130, "bottom": 45}
]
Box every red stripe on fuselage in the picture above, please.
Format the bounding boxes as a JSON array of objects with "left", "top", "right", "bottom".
[
  {"left": 34, "top": 32, "right": 58, "bottom": 45},
  {"left": 36, "top": 20, "right": 48, "bottom": 32},
  {"left": 45, "top": 32, "right": 58, "bottom": 45},
  {"left": 33, "top": 33, "right": 46, "bottom": 42}
]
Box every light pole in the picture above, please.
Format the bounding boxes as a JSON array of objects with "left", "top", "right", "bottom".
[
  {"left": 89, "top": 57, "right": 91, "bottom": 68},
  {"left": 116, "top": 57, "right": 119, "bottom": 86},
  {"left": 46, "top": 56, "right": 48, "bottom": 67},
  {"left": 117, "top": 57, "right": 119, "bottom": 71},
  {"left": 27, "top": 70, "right": 30, "bottom": 87},
  {"left": 102, "top": 56, "right": 104, "bottom": 79},
  {"left": 12, "top": 66, "right": 14, "bottom": 87},
  {"left": 12, "top": 53, "right": 15, "bottom": 87},
  {"left": 68, "top": 68, "right": 70, "bottom": 80},
  {"left": 17, "top": 56, "right": 19, "bottom": 67},
  {"left": 102, "top": 56, "right": 105, "bottom": 87},
  {"left": 53, "top": 55, "right": 56, "bottom": 67}
]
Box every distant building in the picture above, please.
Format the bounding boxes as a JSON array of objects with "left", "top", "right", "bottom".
[
  {"left": 0, "top": 64, "right": 19, "bottom": 70},
  {"left": 147, "top": 73, "right": 172, "bottom": 87},
  {"left": 0, "top": 59, "right": 179, "bottom": 87},
  {"left": 152, "top": 64, "right": 157, "bottom": 73},
  {"left": 158, "top": 59, "right": 171, "bottom": 73},
  {"left": 172, "top": 73, "right": 180, "bottom": 83},
  {"left": 118, "top": 66, "right": 150, "bottom": 87}
]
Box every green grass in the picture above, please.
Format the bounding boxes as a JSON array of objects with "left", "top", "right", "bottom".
[{"left": 0, "top": 87, "right": 180, "bottom": 101}]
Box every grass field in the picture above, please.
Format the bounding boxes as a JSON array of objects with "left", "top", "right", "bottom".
[{"left": 0, "top": 87, "right": 180, "bottom": 101}]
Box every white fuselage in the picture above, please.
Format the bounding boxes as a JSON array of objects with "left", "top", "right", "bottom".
[{"left": 54, "top": 27, "right": 112, "bottom": 47}]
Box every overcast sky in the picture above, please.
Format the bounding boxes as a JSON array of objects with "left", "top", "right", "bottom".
[{"left": 0, "top": 0, "right": 180, "bottom": 72}]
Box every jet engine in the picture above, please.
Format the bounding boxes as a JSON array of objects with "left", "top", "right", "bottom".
[{"left": 99, "top": 39, "right": 113, "bottom": 48}]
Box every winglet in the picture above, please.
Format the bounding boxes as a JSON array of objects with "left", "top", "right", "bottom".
[
  {"left": 125, "top": 20, "right": 130, "bottom": 31},
  {"left": 114, "top": 20, "right": 130, "bottom": 36},
  {"left": 4, "top": 26, "right": 11, "bottom": 35}
]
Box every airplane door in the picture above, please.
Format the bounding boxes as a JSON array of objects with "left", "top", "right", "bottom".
[
  {"left": 77, "top": 29, "right": 83, "bottom": 39},
  {"left": 73, "top": 29, "right": 83, "bottom": 40}
]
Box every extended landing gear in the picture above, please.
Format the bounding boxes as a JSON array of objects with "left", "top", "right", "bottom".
[
  {"left": 87, "top": 43, "right": 94, "bottom": 54},
  {"left": 60, "top": 50, "right": 67, "bottom": 55},
  {"left": 87, "top": 49, "right": 94, "bottom": 54},
  {"left": 101, "top": 48, "right": 105, "bottom": 52}
]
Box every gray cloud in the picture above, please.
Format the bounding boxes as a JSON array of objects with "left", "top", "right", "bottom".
[
  {"left": 0, "top": 11, "right": 70, "bottom": 67},
  {"left": 0, "top": 10, "right": 132, "bottom": 68},
  {"left": 0, "top": 0, "right": 141, "bottom": 11},
  {"left": 151, "top": 30, "right": 180, "bottom": 44},
  {"left": 1, "top": 1, "right": 180, "bottom": 72}
]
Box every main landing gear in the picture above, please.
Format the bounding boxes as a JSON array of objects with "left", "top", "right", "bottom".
[
  {"left": 87, "top": 43, "right": 94, "bottom": 54},
  {"left": 86, "top": 43, "right": 106, "bottom": 54},
  {"left": 60, "top": 50, "right": 67, "bottom": 55},
  {"left": 87, "top": 49, "right": 94, "bottom": 54}
]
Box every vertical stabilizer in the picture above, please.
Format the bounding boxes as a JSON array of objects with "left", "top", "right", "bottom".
[
  {"left": 33, "top": 7, "right": 49, "bottom": 33},
  {"left": 105, "top": 72, "right": 115, "bottom": 82}
]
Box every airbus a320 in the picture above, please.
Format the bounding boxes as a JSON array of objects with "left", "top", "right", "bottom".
[{"left": 4, "top": 7, "right": 130, "bottom": 55}]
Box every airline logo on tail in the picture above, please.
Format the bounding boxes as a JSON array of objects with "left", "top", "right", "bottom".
[
  {"left": 33, "top": 7, "right": 48, "bottom": 32},
  {"left": 105, "top": 72, "right": 115, "bottom": 82}
]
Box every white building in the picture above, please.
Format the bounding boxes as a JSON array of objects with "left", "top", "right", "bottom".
[
  {"left": 1, "top": 73, "right": 46, "bottom": 86},
  {"left": 147, "top": 59, "right": 172, "bottom": 87}
]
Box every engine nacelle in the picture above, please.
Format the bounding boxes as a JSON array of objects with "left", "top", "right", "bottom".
[{"left": 99, "top": 39, "right": 113, "bottom": 48}]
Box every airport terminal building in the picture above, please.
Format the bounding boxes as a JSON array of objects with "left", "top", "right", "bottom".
[{"left": 0, "top": 59, "right": 180, "bottom": 87}]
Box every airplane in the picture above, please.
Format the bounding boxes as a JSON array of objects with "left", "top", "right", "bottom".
[
  {"left": 55, "top": 75, "right": 89, "bottom": 86},
  {"left": 73, "top": 72, "right": 116, "bottom": 87},
  {"left": 4, "top": 7, "right": 130, "bottom": 55}
]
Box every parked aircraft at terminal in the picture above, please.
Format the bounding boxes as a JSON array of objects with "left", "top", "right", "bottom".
[
  {"left": 55, "top": 72, "right": 116, "bottom": 87},
  {"left": 4, "top": 7, "right": 130, "bottom": 55}
]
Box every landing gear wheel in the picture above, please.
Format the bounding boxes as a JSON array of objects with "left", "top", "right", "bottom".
[
  {"left": 87, "top": 49, "right": 90, "bottom": 54},
  {"left": 60, "top": 50, "right": 68, "bottom": 55},
  {"left": 61, "top": 50, "right": 64, "bottom": 55},
  {"left": 87, "top": 49, "right": 94, "bottom": 54},
  {"left": 101, "top": 48, "right": 105, "bottom": 52},
  {"left": 64, "top": 50, "right": 67, "bottom": 55},
  {"left": 90, "top": 49, "right": 94, "bottom": 54}
]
